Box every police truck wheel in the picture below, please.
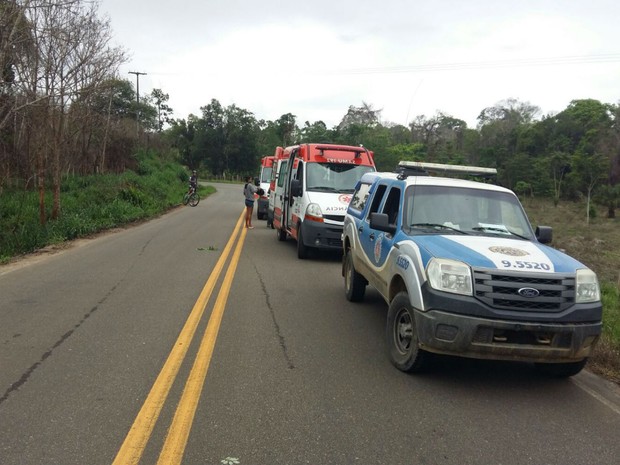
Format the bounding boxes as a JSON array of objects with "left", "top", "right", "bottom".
[
  {"left": 386, "top": 292, "right": 429, "bottom": 373},
  {"left": 297, "top": 225, "right": 309, "bottom": 259},
  {"left": 344, "top": 250, "right": 366, "bottom": 302}
]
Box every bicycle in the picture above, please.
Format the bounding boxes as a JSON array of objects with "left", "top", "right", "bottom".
[{"left": 183, "top": 186, "right": 200, "bottom": 207}]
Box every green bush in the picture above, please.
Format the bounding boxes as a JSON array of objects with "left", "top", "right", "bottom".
[
  {"left": 0, "top": 149, "right": 194, "bottom": 262},
  {"left": 602, "top": 282, "right": 620, "bottom": 345}
]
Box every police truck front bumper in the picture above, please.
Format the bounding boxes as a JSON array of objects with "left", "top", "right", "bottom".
[{"left": 415, "top": 308, "right": 601, "bottom": 363}]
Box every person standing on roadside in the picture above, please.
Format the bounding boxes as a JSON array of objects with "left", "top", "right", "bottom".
[{"left": 244, "top": 176, "right": 259, "bottom": 229}]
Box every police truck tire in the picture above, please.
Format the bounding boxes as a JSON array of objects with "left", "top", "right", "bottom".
[
  {"left": 297, "top": 225, "right": 308, "bottom": 259},
  {"left": 344, "top": 250, "right": 366, "bottom": 302},
  {"left": 534, "top": 359, "right": 588, "bottom": 378},
  {"left": 386, "top": 292, "right": 429, "bottom": 373}
]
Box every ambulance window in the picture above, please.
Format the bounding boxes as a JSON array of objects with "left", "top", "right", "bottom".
[
  {"left": 261, "top": 166, "right": 273, "bottom": 183},
  {"left": 270, "top": 164, "right": 277, "bottom": 183},
  {"left": 350, "top": 182, "right": 372, "bottom": 212},
  {"left": 277, "top": 161, "right": 288, "bottom": 188},
  {"left": 367, "top": 184, "right": 387, "bottom": 219}
]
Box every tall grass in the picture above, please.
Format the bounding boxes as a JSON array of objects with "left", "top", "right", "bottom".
[
  {"left": 601, "top": 282, "right": 620, "bottom": 345},
  {"left": 0, "top": 149, "right": 191, "bottom": 262},
  {"left": 522, "top": 196, "right": 620, "bottom": 381}
]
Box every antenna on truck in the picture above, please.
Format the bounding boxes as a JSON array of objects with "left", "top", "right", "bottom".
[{"left": 396, "top": 161, "right": 497, "bottom": 180}]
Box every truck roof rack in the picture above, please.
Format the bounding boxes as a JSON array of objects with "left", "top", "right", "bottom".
[{"left": 396, "top": 161, "right": 497, "bottom": 180}]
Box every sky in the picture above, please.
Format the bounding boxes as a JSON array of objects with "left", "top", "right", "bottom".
[{"left": 97, "top": 0, "right": 620, "bottom": 129}]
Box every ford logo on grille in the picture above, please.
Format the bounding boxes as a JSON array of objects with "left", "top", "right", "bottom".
[{"left": 518, "top": 287, "right": 540, "bottom": 298}]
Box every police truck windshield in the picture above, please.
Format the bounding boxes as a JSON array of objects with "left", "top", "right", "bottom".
[
  {"left": 306, "top": 163, "right": 374, "bottom": 193},
  {"left": 404, "top": 185, "right": 534, "bottom": 239}
]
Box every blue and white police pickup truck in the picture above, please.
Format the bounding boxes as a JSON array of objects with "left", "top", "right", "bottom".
[{"left": 342, "top": 162, "right": 602, "bottom": 377}]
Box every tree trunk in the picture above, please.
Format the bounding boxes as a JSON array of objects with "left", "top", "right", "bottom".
[{"left": 38, "top": 154, "right": 46, "bottom": 226}]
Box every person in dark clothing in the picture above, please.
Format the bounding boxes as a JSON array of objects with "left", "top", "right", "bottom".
[
  {"left": 244, "top": 176, "right": 259, "bottom": 229},
  {"left": 188, "top": 170, "right": 198, "bottom": 193}
]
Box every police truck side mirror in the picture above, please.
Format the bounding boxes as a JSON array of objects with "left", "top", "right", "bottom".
[
  {"left": 370, "top": 212, "right": 397, "bottom": 235},
  {"left": 535, "top": 226, "right": 553, "bottom": 244},
  {"left": 254, "top": 176, "right": 260, "bottom": 186}
]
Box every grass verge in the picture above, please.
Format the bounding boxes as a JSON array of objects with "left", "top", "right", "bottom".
[
  {"left": 0, "top": 149, "right": 214, "bottom": 263},
  {"left": 523, "top": 197, "right": 620, "bottom": 383}
]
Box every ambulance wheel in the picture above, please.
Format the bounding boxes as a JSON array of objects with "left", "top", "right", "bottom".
[
  {"left": 344, "top": 250, "right": 366, "bottom": 302},
  {"left": 276, "top": 227, "right": 287, "bottom": 241},
  {"left": 386, "top": 292, "right": 430, "bottom": 373},
  {"left": 297, "top": 225, "right": 309, "bottom": 259}
]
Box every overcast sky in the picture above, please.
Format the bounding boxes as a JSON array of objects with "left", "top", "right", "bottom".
[{"left": 98, "top": 0, "right": 620, "bottom": 129}]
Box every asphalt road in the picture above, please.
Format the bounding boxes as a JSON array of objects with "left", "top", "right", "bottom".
[{"left": 1, "top": 182, "right": 620, "bottom": 465}]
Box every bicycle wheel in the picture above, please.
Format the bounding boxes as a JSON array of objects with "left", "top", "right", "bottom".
[
  {"left": 188, "top": 192, "right": 200, "bottom": 207},
  {"left": 182, "top": 193, "right": 190, "bottom": 205}
]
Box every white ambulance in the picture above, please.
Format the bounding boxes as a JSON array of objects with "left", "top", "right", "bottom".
[
  {"left": 257, "top": 155, "right": 275, "bottom": 220},
  {"left": 272, "top": 143, "right": 376, "bottom": 258}
]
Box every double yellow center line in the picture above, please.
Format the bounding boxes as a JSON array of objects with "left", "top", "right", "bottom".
[{"left": 112, "top": 210, "right": 247, "bottom": 465}]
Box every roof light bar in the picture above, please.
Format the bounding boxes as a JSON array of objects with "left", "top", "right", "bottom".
[{"left": 397, "top": 161, "right": 497, "bottom": 179}]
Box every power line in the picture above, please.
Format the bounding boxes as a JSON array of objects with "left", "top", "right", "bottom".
[
  {"left": 315, "top": 53, "right": 620, "bottom": 76},
  {"left": 143, "top": 53, "right": 620, "bottom": 78}
]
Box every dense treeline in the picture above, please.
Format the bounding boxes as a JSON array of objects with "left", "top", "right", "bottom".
[{"left": 168, "top": 98, "right": 620, "bottom": 220}]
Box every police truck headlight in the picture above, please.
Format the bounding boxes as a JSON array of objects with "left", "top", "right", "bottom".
[
  {"left": 305, "top": 203, "right": 324, "bottom": 222},
  {"left": 427, "top": 258, "right": 473, "bottom": 296},
  {"left": 575, "top": 269, "right": 600, "bottom": 303}
]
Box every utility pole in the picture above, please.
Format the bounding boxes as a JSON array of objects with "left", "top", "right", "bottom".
[{"left": 128, "top": 71, "right": 147, "bottom": 135}]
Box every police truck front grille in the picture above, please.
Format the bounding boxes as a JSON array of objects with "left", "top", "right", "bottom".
[{"left": 473, "top": 269, "right": 575, "bottom": 312}]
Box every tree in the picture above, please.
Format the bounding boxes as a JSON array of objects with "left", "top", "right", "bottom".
[
  {"left": 274, "top": 113, "right": 297, "bottom": 146},
  {"left": 256, "top": 119, "right": 284, "bottom": 156},
  {"left": 299, "top": 120, "right": 332, "bottom": 143},
  {"left": 409, "top": 112, "right": 466, "bottom": 163},
  {"left": 194, "top": 99, "right": 259, "bottom": 177},
  {"left": 547, "top": 151, "right": 571, "bottom": 206},
  {"left": 477, "top": 98, "right": 540, "bottom": 127},
  {"left": 166, "top": 116, "right": 198, "bottom": 169},
  {"left": 4, "top": 0, "right": 126, "bottom": 221},
  {"left": 596, "top": 184, "right": 620, "bottom": 218},
  {"left": 381, "top": 143, "right": 426, "bottom": 171},
  {"left": 150, "top": 88, "right": 173, "bottom": 132},
  {"left": 337, "top": 102, "right": 381, "bottom": 133},
  {"left": 572, "top": 151, "right": 609, "bottom": 223},
  {"left": 476, "top": 99, "right": 540, "bottom": 175}
]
